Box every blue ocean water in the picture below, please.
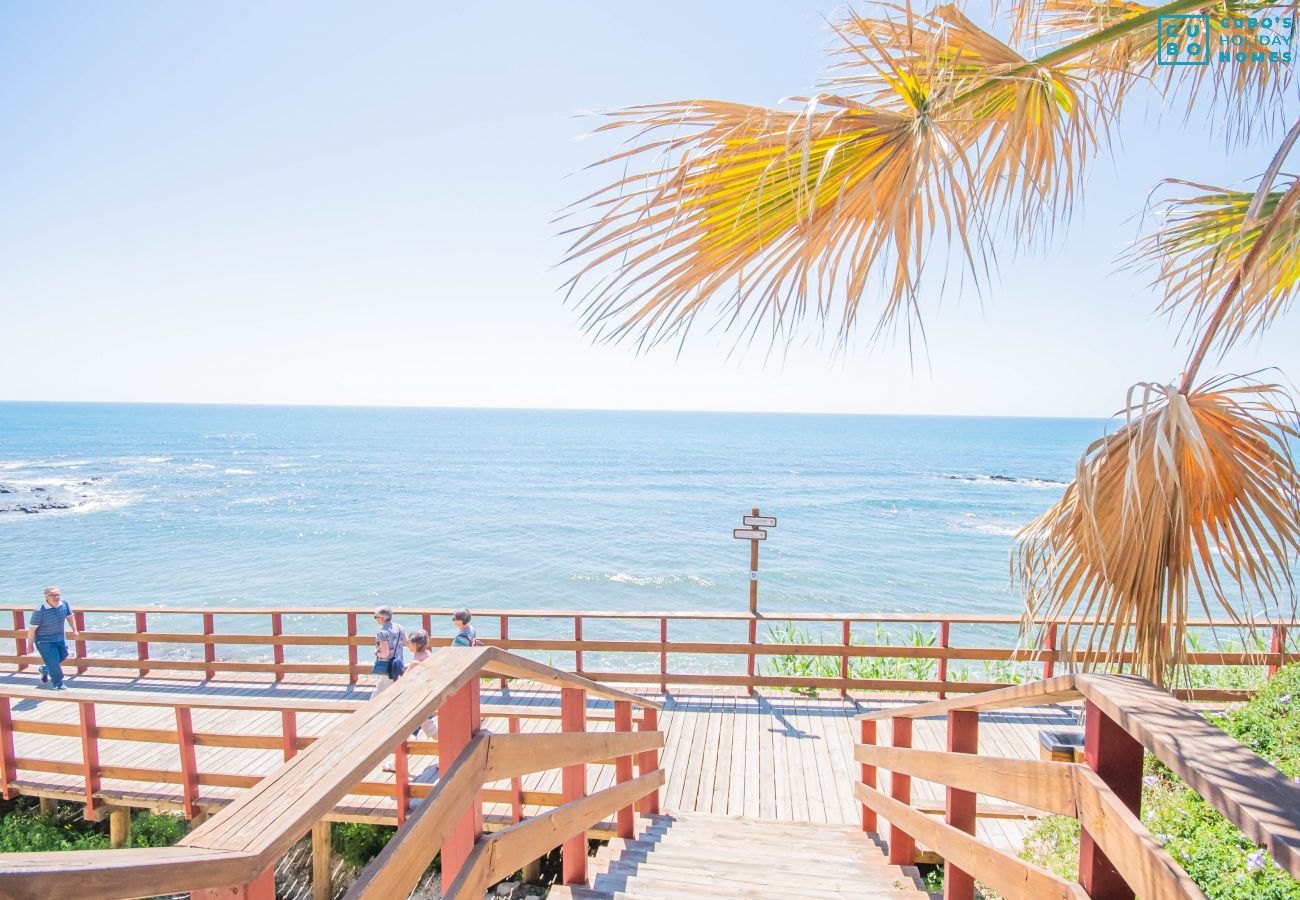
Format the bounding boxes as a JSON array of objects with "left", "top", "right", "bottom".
[{"left": 0, "top": 403, "right": 1103, "bottom": 630}]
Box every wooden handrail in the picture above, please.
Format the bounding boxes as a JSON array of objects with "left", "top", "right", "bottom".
[
  {"left": 851, "top": 672, "right": 1300, "bottom": 898},
  {"left": 0, "top": 647, "right": 667, "bottom": 900}
]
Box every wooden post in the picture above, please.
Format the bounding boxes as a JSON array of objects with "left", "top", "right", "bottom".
[
  {"left": 281, "top": 711, "right": 298, "bottom": 761},
  {"left": 0, "top": 697, "right": 16, "bottom": 800},
  {"left": 509, "top": 716, "right": 523, "bottom": 824},
  {"left": 1269, "top": 624, "right": 1288, "bottom": 678},
  {"left": 438, "top": 678, "right": 482, "bottom": 886},
  {"left": 944, "top": 710, "right": 979, "bottom": 900},
  {"left": 79, "top": 701, "right": 101, "bottom": 818},
  {"left": 659, "top": 618, "right": 668, "bottom": 695},
  {"left": 749, "top": 506, "right": 760, "bottom": 613},
  {"left": 12, "top": 611, "right": 27, "bottom": 671},
  {"left": 74, "top": 611, "right": 88, "bottom": 674},
  {"left": 346, "top": 613, "right": 359, "bottom": 685},
  {"left": 860, "top": 719, "right": 877, "bottom": 833},
  {"left": 637, "top": 706, "right": 660, "bottom": 815},
  {"left": 746, "top": 618, "right": 757, "bottom": 694},
  {"left": 422, "top": 612, "right": 433, "bottom": 638},
  {"left": 1044, "top": 623, "right": 1059, "bottom": 680},
  {"left": 39, "top": 797, "right": 57, "bottom": 817},
  {"left": 614, "top": 700, "right": 635, "bottom": 839},
  {"left": 1080, "top": 700, "right": 1143, "bottom": 900},
  {"left": 937, "top": 622, "right": 950, "bottom": 700},
  {"left": 192, "top": 866, "right": 275, "bottom": 900},
  {"left": 202, "top": 612, "right": 216, "bottom": 680},
  {"left": 312, "top": 819, "right": 333, "bottom": 900},
  {"left": 840, "top": 620, "right": 851, "bottom": 698},
  {"left": 135, "top": 612, "right": 150, "bottom": 677},
  {"left": 561, "top": 687, "right": 588, "bottom": 885},
  {"left": 109, "top": 806, "right": 131, "bottom": 849},
  {"left": 270, "top": 613, "right": 284, "bottom": 681},
  {"left": 574, "top": 617, "right": 584, "bottom": 674},
  {"left": 176, "top": 707, "right": 200, "bottom": 819},
  {"left": 395, "top": 742, "right": 410, "bottom": 825},
  {"left": 499, "top": 615, "right": 510, "bottom": 690},
  {"left": 887, "top": 716, "right": 914, "bottom": 866}
]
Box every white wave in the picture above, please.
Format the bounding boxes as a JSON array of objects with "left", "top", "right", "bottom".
[
  {"left": 571, "top": 572, "right": 714, "bottom": 588},
  {"left": 0, "top": 459, "right": 92, "bottom": 471},
  {"left": 945, "top": 473, "right": 1065, "bottom": 488},
  {"left": 224, "top": 468, "right": 256, "bottom": 475}
]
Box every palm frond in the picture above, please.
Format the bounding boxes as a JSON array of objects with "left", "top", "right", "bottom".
[
  {"left": 1014, "top": 377, "right": 1300, "bottom": 683},
  {"left": 559, "top": 85, "right": 978, "bottom": 351},
  {"left": 1132, "top": 178, "right": 1300, "bottom": 352}
]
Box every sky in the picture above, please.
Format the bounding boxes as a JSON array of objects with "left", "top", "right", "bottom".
[{"left": 1, "top": 1, "right": 1297, "bottom": 418}]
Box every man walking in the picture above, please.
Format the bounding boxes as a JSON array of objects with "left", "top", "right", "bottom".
[{"left": 27, "top": 587, "right": 78, "bottom": 691}]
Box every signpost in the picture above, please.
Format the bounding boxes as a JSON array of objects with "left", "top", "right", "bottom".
[{"left": 733, "top": 507, "right": 777, "bottom": 614}]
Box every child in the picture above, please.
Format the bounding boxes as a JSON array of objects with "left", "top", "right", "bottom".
[
  {"left": 382, "top": 630, "right": 436, "bottom": 774},
  {"left": 371, "top": 605, "right": 407, "bottom": 696},
  {"left": 451, "top": 608, "right": 480, "bottom": 646}
]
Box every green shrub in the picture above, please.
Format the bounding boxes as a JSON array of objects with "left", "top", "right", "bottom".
[
  {"left": 331, "top": 822, "right": 396, "bottom": 870},
  {"left": 1021, "top": 665, "right": 1300, "bottom": 899},
  {"left": 129, "top": 811, "right": 188, "bottom": 848},
  {"left": 0, "top": 802, "right": 187, "bottom": 853}
]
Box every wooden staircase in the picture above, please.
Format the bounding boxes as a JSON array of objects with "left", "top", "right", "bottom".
[{"left": 549, "top": 812, "right": 930, "bottom": 898}]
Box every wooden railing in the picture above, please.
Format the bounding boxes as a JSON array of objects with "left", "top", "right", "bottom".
[
  {"left": 853, "top": 674, "right": 1300, "bottom": 899},
  {"left": 0, "top": 647, "right": 665, "bottom": 900},
  {"left": 2, "top": 603, "right": 1292, "bottom": 699}
]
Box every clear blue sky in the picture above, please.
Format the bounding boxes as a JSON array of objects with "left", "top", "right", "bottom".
[{"left": 1, "top": 1, "right": 1296, "bottom": 417}]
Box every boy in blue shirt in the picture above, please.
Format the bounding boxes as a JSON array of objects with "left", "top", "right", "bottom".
[
  {"left": 452, "top": 608, "right": 479, "bottom": 646},
  {"left": 26, "top": 587, "right": 79, "bottom": 691}
]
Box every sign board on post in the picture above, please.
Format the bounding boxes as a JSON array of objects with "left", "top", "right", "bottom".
[
  {"left": 743, "top": 515, "right": 777, "bottom": 528},
  {"left": 733, "top": 528, "right": 767, "bottom": 541},
  {"left": 733, "top": 507, "right": 776, "bottom": 615}
]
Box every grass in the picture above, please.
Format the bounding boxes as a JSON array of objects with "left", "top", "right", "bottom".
[
  {"left": 1018, "top": 664, "right": 1300, "bottom": 899},
  {"left": 0, "top": 799, "right": 186, "bottom": 852}
]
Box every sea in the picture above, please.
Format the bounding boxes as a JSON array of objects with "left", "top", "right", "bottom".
[{"left": 0, "top": 403, "right": 1107, "bottom": 662}]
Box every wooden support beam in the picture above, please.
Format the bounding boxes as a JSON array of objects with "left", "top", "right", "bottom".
[
  {"left": 346, "top": 613, "right": 359, "bottom": 685},
  {"left": 561, "top": 686, "right": 588, "bottom": 886},
  {"left": 944, "top": 710, "right": 978, "bottom": 900},
  {"left": 1080, "top": 699, "right": 1143, "bottom": 900},
  {"left": 636, "top": 706, "right": 660, "bottom": 816},
  {"left": 271, "top": 613, "right": 284, "bottom": 682},
  {"left": 176, "top": 707, "right": 200, "bottom": 819},
  {"left": 39, "top": 796, "right": 57, "bottom": 817},
  {"left": 437, "top": 677, "right": 482, "bottom": 886},
  {"left": 78, "top": 702, "right": 101, "bottom": 818},
  {"left": 614, "top": 700, "right": 635, "bottom": 840},
  {"left": 109, "top": 807, "right": 131, "bottom": 849},
  {"left": 74, "top": 610, "right": 88, "bottom": 674},
  {"left": 0, "top": 696, "right": 16, "bottom": 800},
  {"left": 192, "top": 864, "right": 275, "bottom": 900},
  {"left": 202, "top": 613, "right": 216, "bottom": 680},
  {"left": 312, "top": 819, "right": 333, "bottom": 900},
  {"left": 135, "top": 612, "right": 149, "bottom": 677},
  {"left": 888, "top": 716, "right": 914, "bottom": 866},
  {"left": 860, "top": 719, "right": 877, "bottom": 834}
]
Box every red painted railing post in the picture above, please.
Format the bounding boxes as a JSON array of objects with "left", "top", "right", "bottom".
[
  {"left": 346, "top": 613, "right": 359, "bottom": 685},
  {"left": 561, "top": 687, "right": 589, "bottom": 885},
  {"left": 499, "top": 616, "right": 510, "bottom": 689},
  {"left": 574, "top": 617, "right": 584, "bottom": 674},
  {"left": 395, "top": 742, "right": 410, "bottom": 825},
  {"left": 937, "top": 622, "right": 951, "bottom": 700},
  {"left": 840, "top": 620, "right": 851, "bottom": 698},
  {"left": 637, "top": 706, "right": 660, "bottom": 815},
  {"left": 422, "top": 612, "right": 433, "bottom": 639},
  {"left": 508, "top": 715, "right": 523, "bottom": 824},
  {"left": 887, "top": 716, "right": 915, "bottom": 866},
  {"left": 0, "top": 697, "right": 16, "bottom": 799},
  {"left": 192, "top": 866, "right": 275, "bottom": 900},
  {"left": 1080, "top": 700, "right": 1142, "bottom": 900},
  {"left": 12, "top": 611, "right": 27, "bottom": 672},
  {"left": 614, "top": 700, "right": 635, "bottom": 839},
  {"left": 175, "top": 707, "right": 200, "bottom": 819},
  {"left": 659, "top": 618, "right": 668, "bottom": 695},
  {"left": 202, "top": 613, "right": 216, "bottom": 680},
  {"left": 438, "top": 678, "right": 482, "bottom": 885},
  {"left": 860, "top": 719, "right": 877, "bottom": 833},
  {"left": 1269, "top": 624, "right": 1288, "bottom": 678},
  {"left": 79, "top": 701, "right": 101, "bottom": 818},
  {"left": 944, "top": 710, "right": 979, "bottom": 900},
  {"left": 281, "top": 711, "right": 298, "bottom": 761},
  {"left": 74, "top": 611, "right": 88, "bottom": 674},
  {"left": 270, "top": 613, "right": 284, "bottom": 681},
  {"left": 135, "top": 612, "right": 150, "bottom": 677},
  {"left": 1044, "top": 623, "right": 1058, "bottom": 680}
]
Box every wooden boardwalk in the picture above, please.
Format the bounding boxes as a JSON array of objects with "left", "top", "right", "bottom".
[{"left": 0, "top": 668, "right": 1078, "bottom": 855}]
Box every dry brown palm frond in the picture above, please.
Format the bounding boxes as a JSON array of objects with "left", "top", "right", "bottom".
[
  {"left": 1014, "top": 377, "right": 1300, "bottom": 684},
  {"left": 832, "top": 4, "right": 1104, "bottom": 232},
  {"left": 1013, "top": 0, "right": 1296, "bottom": 141},
  {"left": 1131, "top": 177, "right": 1300, "bottom": 353},
  {"left": 558, "top": 83, "right": 981, "bottom": 351}
]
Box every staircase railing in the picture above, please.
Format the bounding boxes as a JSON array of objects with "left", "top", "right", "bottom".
[
  {"left": 853, "top": 673, "right": 1300, "bottom": 900},
  {"left": 0, "top": 647, "right": 664, "bottom": 900}
]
